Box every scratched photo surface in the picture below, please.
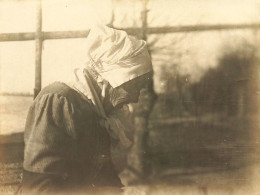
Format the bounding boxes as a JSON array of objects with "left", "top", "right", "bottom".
[{"left": 0, "top": 0, "right": 260, "bottom": 194}]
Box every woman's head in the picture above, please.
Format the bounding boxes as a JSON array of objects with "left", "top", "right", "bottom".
[{"left": 85, "top": 25, "right": 153, "bottom": 112}]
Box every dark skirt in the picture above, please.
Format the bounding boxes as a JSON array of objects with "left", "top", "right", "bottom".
[{"left": 16, "top": 168, "right": 123, "bottom": 195}]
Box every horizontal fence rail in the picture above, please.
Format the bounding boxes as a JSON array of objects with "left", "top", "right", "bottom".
[
  {"left": 0, "top": 30, "right": 90, "bottom": 42},
  {"left": 145, "top": 23, "right": 260, "bottom": 34},
  {"left": 1, "top": 23, "right": 260, "bottom": 42}
]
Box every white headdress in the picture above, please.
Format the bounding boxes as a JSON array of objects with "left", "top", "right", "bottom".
[{"left": 85, "top": 24, "right": 152, "bottom": 87}]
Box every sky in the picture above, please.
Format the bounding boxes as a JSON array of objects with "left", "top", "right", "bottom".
[{"left": 0, "top": 0, "right": 259, "bottom": 94}]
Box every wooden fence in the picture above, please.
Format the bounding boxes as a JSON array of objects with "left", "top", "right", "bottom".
[{"left": 0, "top": 0, "right": 260, "bottom": 98}]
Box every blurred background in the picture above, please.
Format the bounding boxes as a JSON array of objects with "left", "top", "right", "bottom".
[{"left": 0, "top": 0, "right": 260, "bottom": 194}]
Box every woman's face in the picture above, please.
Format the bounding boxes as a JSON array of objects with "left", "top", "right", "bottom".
[
  {"left": 106, "top": 72, "right": 152, "bottom": 111},
  {"left": 108, "top": 86, "right": 135, "bottom": 110},
  {"left": 115, "top": 72, "right": 152, "bottom": 105},
  {"left": 119, "top": 82, "right": 142, "bottom": 104}
]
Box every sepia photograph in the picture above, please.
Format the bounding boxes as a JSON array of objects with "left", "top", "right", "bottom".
[{"left": 0, "top": 0, "right": 260, "bottom": 194}]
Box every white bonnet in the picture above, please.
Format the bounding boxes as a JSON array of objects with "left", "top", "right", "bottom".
[{"left": 85, "top": 25, "right": 152, "bottom": 88}]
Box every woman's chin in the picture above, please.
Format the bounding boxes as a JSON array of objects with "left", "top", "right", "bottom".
[
  {"left": 115, "top": 103, "right": 125, "bottom": 110},
  {"left": 114, "top": 101, "right": 130, "bottom": 110}
]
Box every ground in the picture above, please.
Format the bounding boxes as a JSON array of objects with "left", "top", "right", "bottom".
[{"left": 0, "top": 95, "right": 260, "bottom": 194}]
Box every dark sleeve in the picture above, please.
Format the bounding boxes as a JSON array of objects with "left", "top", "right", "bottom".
[{"left": 22, "top": 93, "right": 79, "bottom": 192}]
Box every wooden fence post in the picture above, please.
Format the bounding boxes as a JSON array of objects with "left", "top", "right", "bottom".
[
  {"left": 34, "top": 0, "right": 42, "bottom": 99},
  {"left": 126, "top": 0, "right": 157, "bottom": 183}
]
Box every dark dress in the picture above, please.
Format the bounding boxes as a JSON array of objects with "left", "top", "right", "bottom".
[{"left": 18, "top": 82, "right": 122, "bottom": 194}]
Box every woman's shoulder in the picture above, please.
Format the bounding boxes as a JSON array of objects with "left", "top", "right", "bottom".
[
  {"left": 34, "top": 82, "right": 91, "bottom": 110},
  {"left": 38, "top": 82, "right": 75, "bottom": 96}
]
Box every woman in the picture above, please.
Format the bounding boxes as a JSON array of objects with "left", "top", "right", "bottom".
[{"left": 17, "top": 25, "right": 153, "bottom": 194}]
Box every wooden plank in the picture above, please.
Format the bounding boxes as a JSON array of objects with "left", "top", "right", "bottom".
[
  {"left": 145, "top": 24, "right": 260, "bottom": 34},
  {"left": 0, "top": 32, "right": 35, "bottom": 42},
  {"left": 34, "top": 0, "right": 42, "bottom": 99},
  {"left": 141, "top": 0, "right": 148, "bottom": 40},
  {"left": 43, "top": 30, "right": 90, "bottom": 40},
  {"left": 0, "top": 31, "right": 90, "bottom": 42},
  {"left": 1, "top": 23, "right": 260, "bottom": 42}
]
